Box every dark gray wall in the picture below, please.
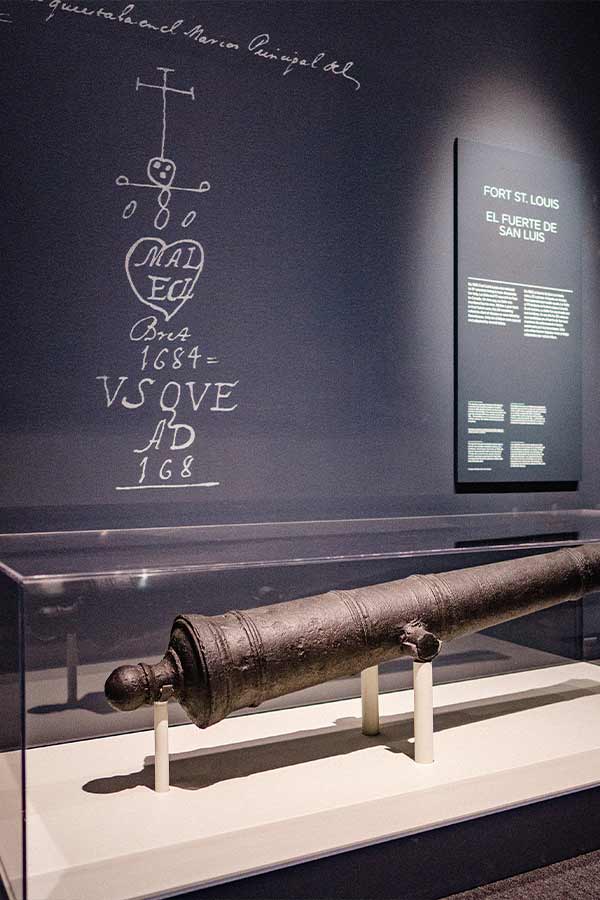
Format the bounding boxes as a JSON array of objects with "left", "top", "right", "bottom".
[{"left": 2, "top": 0, "right": 600, "bottom": 531}]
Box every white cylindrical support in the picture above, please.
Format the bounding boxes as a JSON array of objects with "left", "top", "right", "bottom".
[
  {"left": 413, "top": 660, "right": 434, "bottom": 764},
  {"left": 361, "top": 665, "right": 380, "bottom": 735},
  {"left": 153, "top": 701, "right": 170, "bottom": 792},
  {"left": 66, "top": 631, "right": 78, "bottom": 706}
]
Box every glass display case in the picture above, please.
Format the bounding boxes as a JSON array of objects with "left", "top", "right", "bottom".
[
  {"left": 3, "top": 0, "right": 600, "bottom": 897},
  {"left": 2, "top": 513, "right": 600, "bottom": 900}
]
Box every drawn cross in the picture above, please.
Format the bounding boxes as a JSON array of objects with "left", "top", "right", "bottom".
[{"left": 136, "top": 67, "right": 195, "bottom": 160}]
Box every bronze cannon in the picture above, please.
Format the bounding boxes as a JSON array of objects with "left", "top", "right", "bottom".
[{"left": 105, "top": 542, "right": 600, "bottom": 728}]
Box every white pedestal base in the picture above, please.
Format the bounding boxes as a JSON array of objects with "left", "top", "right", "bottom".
[
  {"left": 413, "top": 661, "right": 434, "bottom": 764},
  {"left": 6, "top": 662, "right": 600, "bottom": 900},
  {"left": 361, "top": 665, "right": 380, "bottom": 735},
  {"left": 153, "top": 702, "right": 170, "bottom": 793}
]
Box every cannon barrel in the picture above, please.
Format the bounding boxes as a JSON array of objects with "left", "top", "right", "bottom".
[{"left": 105, "top": 542, "right": 600, "bottom": 728}]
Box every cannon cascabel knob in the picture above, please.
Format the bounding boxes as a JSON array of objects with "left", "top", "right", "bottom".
[{"left": 105, "top": 653, "right": 182, "bottom": 711}]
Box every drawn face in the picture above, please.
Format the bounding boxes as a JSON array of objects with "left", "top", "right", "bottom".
[{"left": 147, "top": 157, "right": 176, "bottom": 188}]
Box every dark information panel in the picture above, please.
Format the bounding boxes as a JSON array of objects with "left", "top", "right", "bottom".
[{"left": 455, "top": 139, "right": 582, "bottom": 485}]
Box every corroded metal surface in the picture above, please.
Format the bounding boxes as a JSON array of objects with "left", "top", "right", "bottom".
[{"left": 105, "top": 542, "right": 600, "bottom": 728}]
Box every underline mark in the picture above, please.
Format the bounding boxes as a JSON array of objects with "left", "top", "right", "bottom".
[{"left": 115, "top": 482, "right": 220, "bottom": 491}]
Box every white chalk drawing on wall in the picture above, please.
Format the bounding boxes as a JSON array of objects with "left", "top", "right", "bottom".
[
  {"left": 97, "top": 65, "right": 237, "bottom": 492},
  {"left": 0, "top": 10, "right": 12, "bottom": 23},
  {"left": 116, "top": 66, "right": 210, "bottom": 230}
]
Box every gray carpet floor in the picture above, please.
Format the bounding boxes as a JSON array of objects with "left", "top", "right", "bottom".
[{"left": 448, "top": 849, "right": 600, "bottom": 899}]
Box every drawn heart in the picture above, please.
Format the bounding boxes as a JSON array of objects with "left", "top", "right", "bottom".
[{"left": 125, "top": 237, "right": 204, "bottom": 322}]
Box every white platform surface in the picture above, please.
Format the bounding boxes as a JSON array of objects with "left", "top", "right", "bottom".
[{"left": 4, "top": 661, "right": 600, "bottom": 900}]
